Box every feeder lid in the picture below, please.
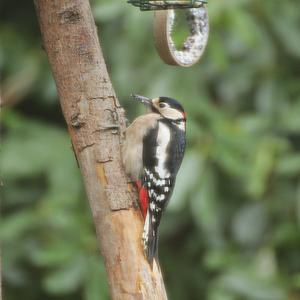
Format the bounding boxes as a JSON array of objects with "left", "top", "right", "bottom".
[{"left": 128, "top": 0, "right": 207, "bottom": 11}]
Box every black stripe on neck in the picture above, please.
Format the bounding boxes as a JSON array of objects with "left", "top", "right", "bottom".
[{"left": 171, "top": 118, "right": 186, "bottom": 124}]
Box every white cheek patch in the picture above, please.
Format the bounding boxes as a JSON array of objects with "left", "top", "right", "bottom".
[{"left": 161, "top": 108, "right": 183, "bottom": 120}]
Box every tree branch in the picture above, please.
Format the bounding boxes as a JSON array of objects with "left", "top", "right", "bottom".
[{"left": 34, "top": 0, "right": 168, "bottom": 299}]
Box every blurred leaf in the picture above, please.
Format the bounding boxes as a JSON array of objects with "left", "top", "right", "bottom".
[
  {"left": 43, "top": 258, "right": 85, "bottom": 294},
  {"left": 217, "top": 268, "right": 286, "bottom": 300},
  {"left": 247, "top": 137, "right": 287, "bottom": 198},
  {"left": 0, "top": 211, "right": 37, "bottom": 242},
  {"left": 83, "top": 256, "right": 109, "bottom": 300},
  {"left": 190, "top": 165, "right": 224, "bottom": 247},
  {"left": 169, "top": 152, "right": 204, "bottom": 211},
  {"left": 276, "top": 154, "right": 300, "bottom": 177},
  {"left": 232, "top": 203, "right": 268, "bottom": 247},
  {"left": 254, "top": 247, "right": 278, "bottom": 279}
]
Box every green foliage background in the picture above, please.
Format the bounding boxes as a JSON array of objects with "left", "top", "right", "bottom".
[{"left": 1, "top": 0, "right": 300, "bottom": 299}]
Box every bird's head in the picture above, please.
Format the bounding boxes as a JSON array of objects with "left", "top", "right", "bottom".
[{"left": 131, "top": 94, "right": 186, "bottom": 124}]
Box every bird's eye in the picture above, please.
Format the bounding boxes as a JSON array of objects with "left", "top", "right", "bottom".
[{"left": 159, "top": 103, "right": 166, "bottom": 108}]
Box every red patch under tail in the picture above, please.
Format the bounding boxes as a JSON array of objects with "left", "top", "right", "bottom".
[{"left": 136, "top": 180, "right": 149, "bottom": 219}]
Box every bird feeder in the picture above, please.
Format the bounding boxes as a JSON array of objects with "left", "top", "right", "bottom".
[
  {"left": 128, "top": 0, "right": 209, "bottom": 67},
  {"left": 127, "top": 0, "right": 207, "bottom": 11}
]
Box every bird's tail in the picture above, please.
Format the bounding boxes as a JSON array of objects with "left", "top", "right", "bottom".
[{"left": 142, "top": 211, "right": 159, "bottom": 266}]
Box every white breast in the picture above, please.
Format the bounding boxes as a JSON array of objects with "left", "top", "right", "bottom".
[{"left": 155, "top": 122, "right": 171, "bottom": 178}]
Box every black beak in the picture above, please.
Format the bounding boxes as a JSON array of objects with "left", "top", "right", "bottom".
[{"left": 131, "top": 94, "right": 152, "bottom": 107}]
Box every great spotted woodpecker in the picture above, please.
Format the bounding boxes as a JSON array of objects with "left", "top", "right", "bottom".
[{"left": 122, "top": 94, "right": 186, "bottom": 265}]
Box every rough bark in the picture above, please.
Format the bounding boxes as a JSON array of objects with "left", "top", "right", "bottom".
[{"left": 34, "top": 1, "right": 168, "bottom": 299}]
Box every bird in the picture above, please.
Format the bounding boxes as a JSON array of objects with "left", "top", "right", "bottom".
[{"left": 122, "top": 94, "right": 186, "bottom": 265}]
